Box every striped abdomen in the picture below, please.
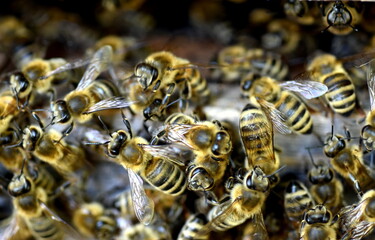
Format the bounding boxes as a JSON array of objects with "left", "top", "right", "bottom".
[
  {"left": 248, "top": 49, "right": 288, "bottom": 80},
  {"left": 188, "top": 68, "right": 210, "bottom": 104},
  {"left": 177, "top": 214, "right": 209, "bottom": 240},
  {"left": 27, "top": 213, "right": 64, "bottom": 240},
  {"left": 142, "top": 157, "right": 186, "bottom": 196},
  {"left": 284, "top": 181, "right": 313, "bottom": 222},
  {"left": 274, "top": 91, "right": 313, "bottom": 134},
  {"left": 208, "top": 201, "right": 248, "bottom": 232},
  {"left": 240, "top": 104, "right": 275, "bottom": 172},
  {"left": 323, "top": 72, "right": 356, "bottom": 116},
  {"left": 89, "top": 80, "right": 118, "bottom": 102}
]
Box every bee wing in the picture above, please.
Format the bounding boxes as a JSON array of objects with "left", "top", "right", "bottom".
[
  {"left": 243, "top": 213, "right": 269, "bottom": 240},
  {"left": 345, "top": 220, "right": 375, "bottom": 240},
  {"left": 39, "top": 58, "right": 91, "bottom": 80},
  {"left": 257, "top": 99, "right": 292, "bottom": 135},
  {"left": 82, "top": 127, "right": 111, "bottom": 143},
  {"left": 279, "top": 80, "right": 328, "bottom": 99},
  {"left": 340, "top": 51, "right": 375, "bottom": 69},
  {"left": 83, "top": 97, "right": 137, "bottom": 114},
  {"left": 76, "top": 45, "right": 113, "bottom": 91},
  {"left": 366, "top": 59, "right": 375, "bottom": 111},
  {"left": 128, "top": 169, "right": 155, "bottom": 225},
  {"left": 161, "top": 124, "right": 195, "bottom": 149},
  {"left": 139, "top": 144, "right": 190, "bottom": 166},
  {"left": 198, "top": 197, "right": 242, "bottom": 235},
  {"left": 0, "top": 214, "right": 23, "bottom": 240},
  {"left": 39, "top": 201, "right": 85, "bottom": 240}
]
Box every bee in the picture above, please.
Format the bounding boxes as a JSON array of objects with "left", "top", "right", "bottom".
[
  {"left": 50, "top": 45, "right": 117, "bottom": 136},
  {"left": 86, "top": 116, "right": 187, "bottom": 224},
  {"left": 177, "top": 213, "right": 210, "bottom": 240},
  {"left": 0, "top": 94, "right": 22, "bottom": 133},
  {"left": 305, "top": 53, "right": 358, "bottom": 116},
  {"left": 0, "top": 128, "right": 24, "bottom": 172},
  {"left": 240, "top": 75, "right": 327, "bottom": 134},
  {"left": 72, "top": 202, "right": 119, "bottom": 240},
  {"left": 339, "top": 189, "right": 375, "bottom": 240},
  {"left": 239, "top": 102, "right": 282, "bottom": 177},
  {"left": 361, "top": 59, "right": 375, "bottom": 151},
  {"left": 283, "top": 0, "right": 319, "bottom": 25},
  {"left": 320, "top": 0, "right": 363, "bottom": 35},
  {"left": 134, "top": 51, "right": 210, "bottom": 109},
  {"left": 147, "top": 117, "right": 232, "bottom": 194},
  {"left": 215, "top": 45, "right": 289, "bottom": 82},
  {"left": 204, "top": 166, "right": 271, "bottom": 233},
  {"left": 0, "top": 16, "right": 31, "bottom": 52},
  {"left": 299, "top": 204, "right": 338, "bottom": 240},
  {"left": 308, "top": 159, "right": 344, "bottom": 215},
  {"left": 120, "top": 217, "right": 172, "bottom": 240},
  {"left": 19, "top": 114, "right": 86, "bottom": 178},
  {"left": 284, "top": 180, "right": 314, "bottom": 224},
  {"left": 323, "top": 132, "right": 375, "bottom": 193},
  {"left": 2, "top": 169, "right": 82, "bottom": 240}
]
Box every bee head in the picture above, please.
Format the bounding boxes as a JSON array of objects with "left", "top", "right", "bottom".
[{"left": 135, "top": 62, "right": 158, "bottom": 90}]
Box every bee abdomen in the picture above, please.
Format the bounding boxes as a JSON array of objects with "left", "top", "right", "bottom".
[
  {"left": 29, "top": 216, "right": 63, "bottom": 240},
  {"left": 145, "top": 159, "right": 186, "bottom": 196},
  {"left": 323, "top": 72, "right": 356, "bottom": 116},
  {"left": 177, "top": 214, "right": 209, "bottom": 240}
]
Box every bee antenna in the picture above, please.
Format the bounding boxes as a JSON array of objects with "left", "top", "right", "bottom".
[
  {"left": 121, "top": 110, "right": 132, "bottom": 139},
  {"left": 321, "top": 24, "right": 332, "bottom": 34},
  {"left": 4, "top": 140, "right": 23, "bottom": 149},
  {"left": 97, "top": 115, "right": 111, "bottom": 137},
  {"left": 306, "top": 148, "right": 318, "bottom": 168},
  {"left": 83, "top": 140, "right": 110, "bottom": 146},
  {"left": 265, "top": 165, "right": 286, "bottom": 178},
  {"left": 122, "top": 74, "right": 137, "bottom": 81}
]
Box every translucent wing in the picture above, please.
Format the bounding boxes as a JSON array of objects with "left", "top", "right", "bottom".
[
  {"left": 243, "top": 213, "right": 269, "bottom": 240},
  {"left": 257, "top": 99, "right": 292, "bottom": 134},
  {"left": 39, "top": 59, "right": 91, "bottom": 80},
  {"left": 39, "top": 201, "right": 85, "bottom": 240},
  {"left": 279, "top": 80, "right": 328, "bottom": 99},
  {"left": 367, "top": 59, "right": 375, "bottom": 111},
  {"left": 0, "top": 215, "right": 24, "bottom": 240},
  {"left": 82, "top": 127, "right": 110, "bottom": 143},
  {"left": 341, "top": 50, "right": 375, "bottom": 69},
  {"left": 128, "top": 169, "right": 155, "bottom": 225},
  {"left": 76, "top": 45, "right": 113, "bottom": 91},
  {"left": 83, "top": 97, "right": 137, "bottom": 114},
  {"left": 139, "top": 144, "right": 191, "bottom": 166},
  {"left": 159, "top": 124, "right": 195, "bottom": 149}
]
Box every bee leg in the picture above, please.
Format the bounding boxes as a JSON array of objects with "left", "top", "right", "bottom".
[
  {"left": 161, "top": 83, "right": 176, "bottom": 108},
  {"left": 48, "top": 181, "right": 71, "bottom": 200},
  {"left": 31, "top": 111, "right": 44, "bottom": 130},
  {"left": 121, "top": 110, "right": 132, "bottom": 138},
  {"left": 150, "top": 129, "right": 166, "bottom": 145},
  {"left": 152, "top": 80, "right": 161, "bottom": 93},
  {"left": 55, "top": 123, "right": 74, "bottom": 144},
  {"left": 348, "top": 173, "right": 363, "bottom": 197}
]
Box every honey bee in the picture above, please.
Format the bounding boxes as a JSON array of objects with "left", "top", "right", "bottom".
[
  {"left": 134, "top": 51, "right": 210, "bottom": 108},
  {"left": 19, "top": 116, "right": 86, "bottom": 178},
  {"left": 320, "top": 0, "right": 363, "bottom": 35},
  {"left": 299, "top": 204, "right": 338, "bottom": 240},
  {"left": 146, "top": 117, "right": 231, "bottom": 194},
  {"left": 177, "top": 213, "right": 210, "bottom": 240},
  {"left": 284, "top": 180, "right": 314, "bottom": 224},
  {"left": 304, "top": 53, "right": 358, "bottom": 116},
  {"left": 0, "top": 94, "right": 22, "bottom": 133},
  {"left": 50, "top": 45, "right": 118, "bottom": 135},
  {"left": 361, "top": 59, "right": 375, "bottom": 151},
  {"left": 72, "top": 202, "right": 119, "bottom": 240},
  {"left": 204, "top": 166, "right": 271, "bottom": 233},
  {"left": 0, "top": 16, "right": 31, "bottom": 52},
  {"left": 283, "top": 0, "right": 319, "bottom": 25},
  {"left": 86, "top": 116, "right": 187, "bottom": 224},
  {"left": 215, "top": 45, "right": 289, "bottom": 82},
  {"left": 120, "top": 217, "right": 172, "bottom": 240},
  {"left": 0, "top": 128, "right": 24, "bottom": 172},
  {"left": 239, "top": 102, "right": 281, "bottom": 176},
  {"left": 339, "top": 189, "right": 375, "bottom": 240},
  {"left": 240, "top": 75, "right": 327, "bottom": 134},
  {"left": 308, "top": 159, "right": 344, "bottom": 215},
  {"left": 323, "top": 132, "right": 375, "bottom": 193},
  {"left": 2, "top": 170, "right": 82, "bottom": 240}
]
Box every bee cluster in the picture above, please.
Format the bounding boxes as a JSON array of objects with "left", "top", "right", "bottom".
[{"left": 2, "top": 0, "right": 375, "bottom": 239}]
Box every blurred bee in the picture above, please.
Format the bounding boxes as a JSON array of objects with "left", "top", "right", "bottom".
[
  {"left": 204, "top": 166, "right": 271, "bottom": 234},
  {"left": 361, "top": 59, "right": 375, "bottom": 151},
  {"left": 241, "top": 74, "right": 327, "bottom": 134},
  {"left": 300, "top": 204, "right": 338, "bottom": 240},
  {"left": 0, "top": 93, "right": 22, "bottom": 133},
  {"left": 283, "top": 0, "right": 319, "bottom": 25},
  {"left": 120, "top": 217, "right": 172, "bottom": 240},
  {"left": 134, "top": 51, "right": 210, "bottom": 109},
  {"left": 320, "top": 0, "right": 363, "bottom": 35},
  {"left": 215, "top": 45, "right": 289, "bottom": 83},
  {"left": 177, "top": 213, "right": 209, "bottom": 240},
  {"left": 72, "top": 202, "right": 119, "bottom": 240},
  {"left": 0, "top": 16, "right": 31, "bottom": 52},
  {"left": 0, "top": 128, "right": 24, "bottom": 172},
  {"left": 261, "top": 19, "right": 302, "bottom": 55},
  {"left": 307, "top": 158, "right": 344, "bottom": 215},
  {"left": 323, "top": 131, "right": 375, "bottom": 193},
  {"left": 50, "top": 45, "right": 118, "bottom": 136},
  {"left": 304, "top": 53, "right": 358, "bottom": 116},
  {"left": 85, "top": 115, "right": 187, "bottom": 225},
  {"left": 339, "top": 189, "right": 375, "bottom": 240},
  {"left": 284, "top": 180, "right": 314, "bottom": 224},
  {"left": 2, "top": 169, "right": 82, "bottom": 240}
]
